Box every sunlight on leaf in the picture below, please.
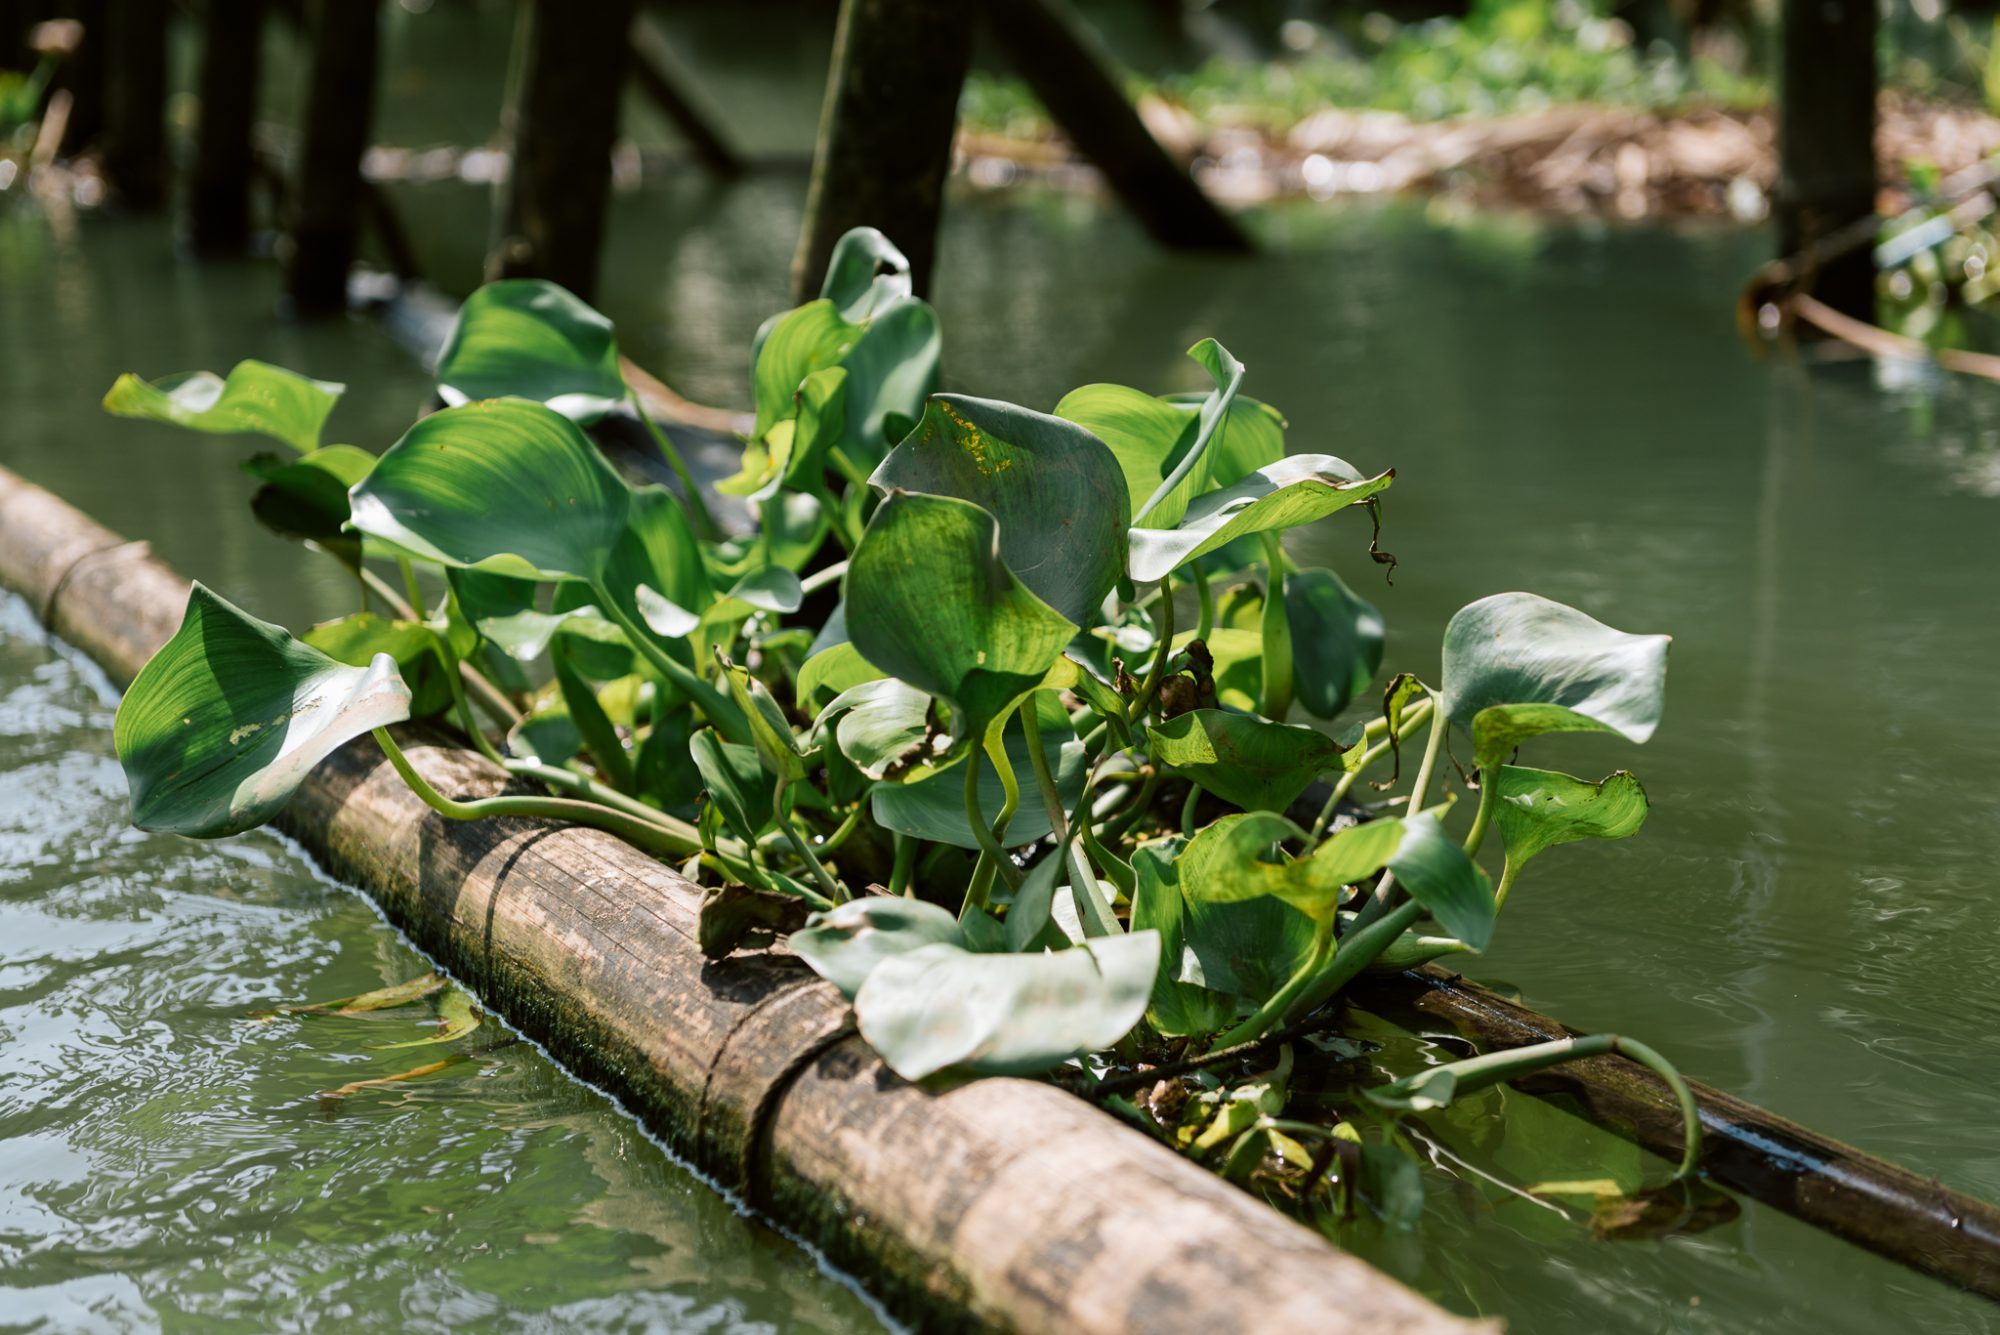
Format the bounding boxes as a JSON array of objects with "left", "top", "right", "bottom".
[{"left": 104, "top": 360, "right": 343, "bottom": 453}]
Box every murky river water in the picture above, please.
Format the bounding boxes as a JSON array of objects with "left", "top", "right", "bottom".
[{"left": 5, "top": 4, "right": 2000, "bottom": 1329}]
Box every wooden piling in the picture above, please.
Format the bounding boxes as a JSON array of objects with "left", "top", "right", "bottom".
[
  {"left": 0, "top": 460, "right": 1482, "bottom": 1335},
  {"left": 284, "top": 0, "right": 380, "bottom": 315},
  {"left": 190, "top": 0, "right": 263, "bottom": 253},
  {"left": 1776, "top": 0, "right": 1877, "bottom": 318},
  {"left": 487, "top": 0, "right": 636, "bottom": 304},
  {"left": 101, "top": 0, "right": 165, "bottom": 208},
  {"left": 53, "top": 0, "right": 104, "bottom": 155},
  {"left": 982, "top": 0, "right": 1250, "bottom": 253},
  {"left": 791, "top": 0, "right": 974, "bottom": 303}
]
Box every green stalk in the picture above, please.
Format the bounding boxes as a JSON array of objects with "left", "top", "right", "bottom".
[
  {"left": 1279, "top": 899, "right": 1424, "bottom": 1029},
  {"left": 1212, "top": 914, "right": 1337, "bottom": 1049},
  {"left": 817, "top": 801, "right": 866, "bottom": 858},
  {"left": 629, "top": 390, "right": 721, "bottom": 540},
  {"left": 1180, "top": 781, "right": 1203, "bottom": 838},
  {"left": 1258, "top": 532, "right": 1293, "bottom": 720},
  {"left": 985, "top": 729, "right": 1022, "bottom": 852},
  {"left": 372, "top": 728, "right": 700, "bottom": 859},
  {"left": 1099, "top": 765, "right": 1163, "bottom": 844},
  {"left": 396, "top": 557, "right": 426, "bottom": 617},
  {"left": 887, "top": 833, "right": 917, "bottom": 897},
  {"left": 1125, "top": 581, "right": 1177, "bottom": 721},
  {"left": 1191, "top": 561, "right": 1214, "bottom": 641},
  {"left": 1306, "top": 699, "right": 1435, "bottom": 842},
  {"left": 1462, "top": 766, "right": 1500, "bottom": 856},
  {"left": 1493, "top": 856, "right": 1522, "bottom": 913},
  {"left": 591, "top": 588, "right": 749, "bottom": 744},
  {"left": 961, "top": 743, "right": 1020, "bottom": 911},
  {"left": 773, "top": 777, "right": 845, "bottom": 905},
  {"left": 1022, "top": 705, "right": 1119, "bottom": 936},
  {"left": 797, "top": 559, "right": 850, "bottom": 596}
]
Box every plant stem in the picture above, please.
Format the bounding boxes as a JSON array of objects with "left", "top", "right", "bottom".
[
  {"left": 774, "top": 777, "right": 845, "bottom": 904},
  {"left": 888, "top": 833, "right": 917, "bottom": 897},
  {"left": 1180, "top": 781, "right": 1202, "bottom": 838},
  {"left": 1099, "top": 765, "right": 1163, "bottom": 844},
  {"left": 1213, "top": 914, "right": 1337, "bottom": 1048},
  {"left": 1493, "top": 856, "right": 1521, "bottom": 913},
  {"left": 1126, "top": 580, "right": 1176, "bottom": 721},
  {"left": 371, "top": 727, "right": 701, "bottom": 859},
  {"left": 397, "top": 557, "right": 426, "bottom": 616},
  {"left": 358, "top": 565, "right": 416, "bottom": 619},
  {"left": 817, "top": 801, "right": 866, "bottom": 857},
  {"left": 1462, "top": 765, "right": 1500, "bottom": 857},
  {"left": 591, "top": 589, "right": 749, "bottom": 744},
  {"left": 1277, "top": 899, "right": 1427, "bottom": 1030},
  {"left": 629, "top": 390, "right": 721, "bottom": 540},
  {"left": 797, "top": 559, "right": 849, "bottom": 596},
  {"left": 1403, "top": 691, "right": 1448, "bottom": 822},
  {"left": 985, "top": 730, "right": 1022, "bottom": 852},
  {"left": 1258, "top": 532, "right": 1293, "bottom": 720},
  {"left": 1191, "top": 562, "right": 1214, "bottom": 641},
  {"left": 961, "top": 743, "right": 1020, "bottom": 911}
]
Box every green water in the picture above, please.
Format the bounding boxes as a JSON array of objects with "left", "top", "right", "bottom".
[{"left": 8, "top": 49, "right": 2000, "bottom": 1328}]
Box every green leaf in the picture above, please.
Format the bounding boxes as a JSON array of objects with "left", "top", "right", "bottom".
[
  {"left": 1178, "top": 887, "right": 1317, "bottom": 1004},
  {"left": 690, "top": 728, "right": 774, "bottom": 842},
  {"left": 1388, "top": 810, "right": 1495, "bottom": 951},
  {"left": 871, "top": 394, "right": 1130, "bottom": 626},
  {"left": 241, "top": 444, "right": 376, "bottom": 558},
  {"left": 872, "top": 729, "right": 1084, "bottom": 850},
  {"left": 1170, "top": 626, "right": 1264, "bottom": 713},
  {"left": 1359, "top": 1144, "right": 1427, "bottom": 1229},
  {"left": 267, "top": 971, "right": 444, "bottom": 1016},
  {"left": 471, "top": 602, "right": 624, "bottom": 663},
  {"left": 752, "top": 300, "right": 855, "bottom": 440},
  {"left": 844, "top": 492, "right": 1077, "bottom": 737},
  {"left": 789, "top": 897, "right": 966, "bottom": 999},
  {"left": 1285, "top": 567, "right": 1384, "bottom": 719},
  {"left": 1127, "top": 455, "right": 1394, "bottom": 584},
  {"left": 302, "top": 612, "right": 458, "bottom": 718},
  {"left": 348, "top": 399, "right": 631, "bottom": 582},
  {"left": 720, "top": 659, "right": 810, "bottom": 783},
  {"left": 795, "top": 638, "right": 884, "bottom": 715},
  {"left": 103, "top": 360, "right": 343, "bottom": 453},
  {"left": 114, "top": 584, "right": 412, "bottom": 837},
  {"left": 1130, "top": 841, "right": 1237, "bottom": 1036},
  {"left": 1131, "top": 337, "right": 1244, "bottom": 524},
  {"left": 820, "top": 225, "right": 914, "bottom": 321},
  {"left": 367, "top": 986, "right": 481, "bottom": 1050},
  {"left": 854, "top": 932, "right": 1160, "bottom": 1080},
  {"left": 1147, "top": 709, "right": 1348, "bottom": 813},
  {"left": 434, "top": 279, "right": 627, "bottom": 423},
  {"left": 508, "top": 692, "right": 581, "bottom": 768},
  {"left": 1440, "top": 592, "right": 1670, "bottom": 770},
  {"left": 1053, "top": 383, "right": 1196, "bottom": 525},
  {"left": 838, "top": 300, "right": 941, "bottom": 460},
  {"left": 1180, "top": 812, "right": 1403, "bottom": 918},
  {"left": 553, "top": 640, "right": 635, "bottom": 792},
  {"left": 817, "top": 677, "right": 936, "bottom": 781},
  {"left": 1493, "top": 766, "right": 1649, "bottom": 872}
]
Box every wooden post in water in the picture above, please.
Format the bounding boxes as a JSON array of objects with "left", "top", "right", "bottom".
[
  {"left": 790, "top": 0, "right": 974, "bottom": 302},
  {"left": 53, "top": 0, "right": 104, "bottom": 155},
  {"left": 982, "top": 0, "right": 1249, "bottom": 253},
  {"left": 285, "top": 0, "right": 380, "bottom": 315},
  {"left": 101, "top": 0, "right": 165, "bottom": 208},
  {"left": 190, "top": 0, "right": 263, "bottom": 253},
  {"left": 1776, "top": 0, "right": 1877, "bottom": 318},
  {"left": 487, "top": 0, "right": 636, "bottom": 303}
]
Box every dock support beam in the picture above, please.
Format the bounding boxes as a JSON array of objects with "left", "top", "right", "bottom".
[
  {"left": 487, "top": 0, "right": 636, "bottom": 303},
  {"left": 984, "top": 0, "right": 1250, "bottom": 253},
  {"left": 190, "top": 0, "right": 263, "bottom": 253},
  {"left": 1776, "top": 0, "right": 1877, "bottom": 319},
  {"left": 101, "top": 0, "right": 165, "bottom": 208},
  {"left": 285, "top": 0, "right": 379, "bottom": 315},
  {"left": 791, "top": 0, "right": 974, "bottom": 302}
]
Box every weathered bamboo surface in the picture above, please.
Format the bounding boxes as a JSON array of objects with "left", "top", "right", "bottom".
[
  {"left": 1359, "top": 967, "right": 2000, "bottom": 1300},
  {"left": 0, "top": 462, "right": 1480, "bottom": 1335}
]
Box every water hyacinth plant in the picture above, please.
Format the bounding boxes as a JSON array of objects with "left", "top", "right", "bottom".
[{"left": 104, "top": 226, "right": 1701, "bottom": 1224}]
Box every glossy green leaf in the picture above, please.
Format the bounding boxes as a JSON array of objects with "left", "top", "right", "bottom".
[
  {"left": 1053, "top": 383, "right": 1197, "bottom": 525},
  {"left": 820, "top": 225, "right": 914, "bottom": 322},
  {"left": 303, "top": 612, "right": 457, "bottom": 718},
  {"left": 1493, "top": 766, "right": 1649, "bottom": 871},
  {"left": 871, "top": 394, "right": 1130, "bottom": 626},
  {"left": 1127, "top": 454, "right": 1394, "bottom": 583},
  {"left": 554, "top": 641, "right": 635, "bottom": 792},
  {"left": 721, "top": 659, "right": 810, "bottom": 783},
  {"left": 789, "top": 897, "right": 966, "bottom": 999},
  {"left": 434, "top": 279, "right": 626, "bottom": 422},
  {"left": 1178, "top": 887, "right": 1318, "bottom": 1004},
  {"left": 1132, "top": 338, "right": 1243, "bottom": 523},
  {"left": 471, "top": 602, "right": 624, "bottom": 663},
  {"left": 348, "top": 399, "right": 631, "bottom": 582},
  {"left": 507, "top": 693, "right": 581, "bottom": 768},
  {"left": 837, "top": 300, "right": 941, "bottom": 459},
  {"left": 690, "top": 728, "right": 773, "bottom": 842},
  {"left": 1440, "top": 592, "right": 1670, "bottom": 769},
  {"left": 367, "top": 985, "right": 481, "bottom": 1050},
  {"left": 872, "top": 731, "right": 1085, "bottom": 850},
  {"left": 844, "top": 492, "right": 1077, "bottom": 737},
  {"left": 752, "top": 300, "right": 854, "bottom": 440},
  {"left": 795, "top": 638, "right": 884, "bottom": 715},
  {"left": 1179, "top": 812, "right": 1402, "bottom": 918},
  {"left": 1388, "top": 810, "right": 1495, "bottom": 951},
  {"left": 1147, "top": 710, "right": 1349, "bottom": 813},
  {"left": 854, "top": 932, "right": 1160, "bottom": 1080},
  {"left": 114, "top": 584, "right": 411, "bottom": 837},
  {"left": 818, "top": 677, "right": 937, "bottom": 781},
  {"left": 1130, "top": 841, "right": 1237, "bottom": 1036},
  {"left": 241, "top": 444, "right": 376, "bottom": 557},
  {"left": 1285, "top": 567, "right": 1384, "bottom": 719},
  {"left": 103, "top": 360, "right": 342, "bottom": 453}
]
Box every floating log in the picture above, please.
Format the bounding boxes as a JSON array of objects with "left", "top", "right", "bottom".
[
  {"left": 285, "top": 0, "right": 380, "bottom": 315},
  {"left": 190, "top": 0, "right": 263, "bottom": 253},
  {"left": 981, "top": 0, "right": 1250, "bottom": 253},
  {"left": 1358, "top": 966, "right": 2000, "bottom": 1301},
  {"left": 488, "top": 0, "right": 635, "bottom": 303},
  {"left": 1776, "top": 0, "right": 1877, "bottom": 319},
  {"left": 791, "top": 0, "right": 974, "bottom": 301},
  {"left": 0, "top": 461, "right": 1480, "bottom": 1335}
]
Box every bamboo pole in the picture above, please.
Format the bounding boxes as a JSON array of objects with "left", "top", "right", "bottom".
[
  {"left": 285, "top": 0, "right": 380, "bottom": 315},
  {"left": 487, "top": 0, "right": 635, "bottom": 303},
  {"left": 190, "top": 0, "right": 263, "bottom": 253},
  {"left": 1776, "top": 0, "right": 1877, "bottom": 319},
  {"left": 0, "top": 461, "right": 1480, "bottom": 1335},
  {"left": 981, "top": 0, "right": 1249, "bottom": 253},
  {"left": 791, "top": 0, "right": 974, "bottom": 302}
]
